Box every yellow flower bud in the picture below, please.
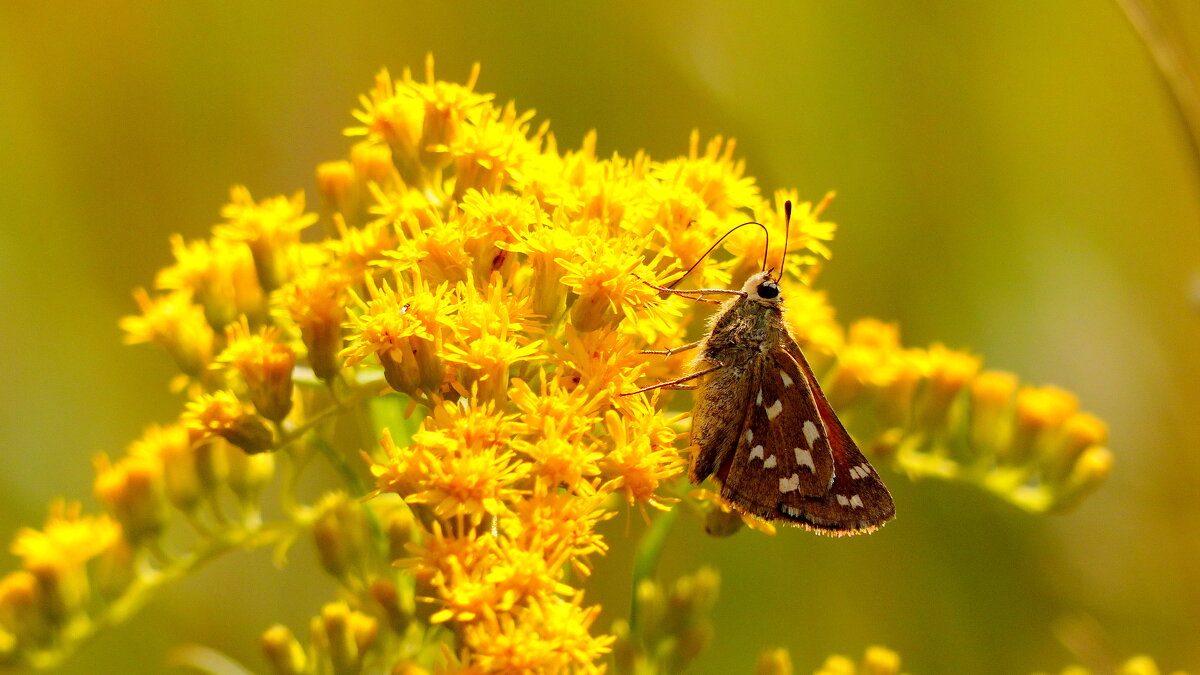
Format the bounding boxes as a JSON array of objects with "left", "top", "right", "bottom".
[
  {"left": 121, "top": 288, "right": 215, "bottom": 379},
  {"left": 1118, "top": 656, "right": 1163, "bottom": 675},
  {"left": 311, "top": 603, "right": 378, "bottom": 675},
  {"left": 634, "top": 578, "right": 666, "bottom": 643},
  {"left": 93, "top": 454, "right": 166, "bottom": 546},
  {"left": 183, "top": 391, "right": 275, "bottom": 454},
  {"left": 0, "top": 572, "right": 51, "bottom": 649},
  {"left": 369, "top": 578, "right": 412, "bottom": 635},
  {"left": 352, "top": 141, "right": 398, "bottom": 189},
  {"left": 823, "top": 352, "right": 869, "bottom": 410},
  {"left": 969, "top": 371, "right": 1018, "bottom": 455},
  {"left": 756, "top": 648, "right": 794, "bottom": 675},
  {"left": 223, "top": 440, "right": 275, "bottom": 511},
  {"left": 1052, "top": 445, "right": 1114, "bottom": 512},
  {"left": 281, "top": 270, "right": 347, "bottom": 382},
  {"left": 216, "top": 186, "right": 316, "bottom": 293},
  {"left": 384, "top": 506, "right": 417, "bottom": 561},
  {"left": 222, "top": 414, "right": 275, "bottom": 454},
  {"left": 157, "top": 234, "right": 265, "bottom": 329},
  {"left": 93, "top": 535, "right": 136, "bottom": 602},
  {"left": 704, "top": 502, "right": 745, "bottom": 537},
  {"left": 915, "top": 344, "right": 979, "bottom": 431},
  {"left": 128, "top": 424, "right": 201, "bottom": 513},
  {"left": 342, "top": 275, "right": 449, "bottom": 397},
  {"left": 218, "top": 319, "right": 296, "bottom": 424},
  {"left": 1042, "top": 412, "right": 1108, "bottom": 482},
  {"left": 311, "top": 493, "right": 370, "bottom": 581},
  {"left": 317, "top": 159, "right": 356, "bottom": 218},
  {"left": 669, "top": 622, "right": 714, "bottom": 672},
  {"left": 261, "top": 624, "right": 306, "bottom": 675},
  {"left": 24, "top": 561, "right": 82, "bottom": 630},
  {"left": 1008, "top": 385, "right": 1078, "bottom": 466},
  {"left": 861, "top": 645, "right": 902, "bottom": 675},
  {"left": 816, "top": 654, "right": 857, "bottom": 675}
]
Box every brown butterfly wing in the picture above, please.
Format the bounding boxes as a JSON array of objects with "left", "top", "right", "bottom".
[
  {"left": 774, "top": 340, "right": 895, "bottom": 536},
  {"left": 716, "top": 347, "right": 839, "bottom": 519}
]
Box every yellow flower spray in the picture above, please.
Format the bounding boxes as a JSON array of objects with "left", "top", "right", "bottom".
[{"left": 0, "top": 55, "right": 1161, "bottom": 674}]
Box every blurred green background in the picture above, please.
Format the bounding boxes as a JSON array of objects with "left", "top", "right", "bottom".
[{"left": 1, "top": 2, "right": 1197, "bottom": 673}]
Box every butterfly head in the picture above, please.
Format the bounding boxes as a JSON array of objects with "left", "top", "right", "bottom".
[{"left": 741, "top": 270, "right": 782, "bottom": 303}]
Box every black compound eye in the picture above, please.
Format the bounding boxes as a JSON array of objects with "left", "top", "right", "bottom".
[{"left": 756, "top": 282, "right": 780, "bottom": 299}]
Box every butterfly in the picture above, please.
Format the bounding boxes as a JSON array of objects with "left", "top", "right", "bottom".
[{"left": 627, "top": 202, "right": 894, "bottom": 536}]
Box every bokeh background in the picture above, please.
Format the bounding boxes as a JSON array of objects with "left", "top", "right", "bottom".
[{"left": 1, "top": 2, "right": 1197, "bottom": 673}]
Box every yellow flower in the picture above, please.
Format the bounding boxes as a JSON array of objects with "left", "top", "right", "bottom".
[
  {"left": 508, "top": 377, "right": 602, "bottom": 442},
  {"left": 93, "top": 454, "right": 166, "bottom": 545},
  {"left": 342, "top": 273, "right": 452, "bottom": 398},
  {"left": 460, "top": 594, "right": 612, "bottom": 674},
  {"left": 11, "top": 502, "right": 119, "bottom": 573},
  {"left": 277, "top": 268, "right": 348, "bottom": 382},
  {"left": 445, "top": 100, "right": 544, "bottom": 201},
  {"left": 182, "top": 390, "right": 274, "bottom": 454},
  {"left": 1009, "top": 385, "right": 1079, "bottom": 464},
  {"left": 214, "top": 186, "right": 317, "bottom": 292},
  {"left": 217, "top": 318, "right": 297, "bottom": 423},
  {"left": 458, "top": 190, "right": 540, "bottom": 283},
  {"left": 372, "top": 402, "right": 527, "bottom": 519},
  {"left": 503, "top": 211, "right": 586, "bottom": 323},
  {"left": 510, "top": 431, "right": 602, "bottom": 496},
  {"left": 915, "top": 343, "right": 981, "bottom": 431},
  {"left": 507, "top": 489, "right": 612, "bottom": 577},
  {"left": 602, "top": 408, "right": 685, "bottom": 511},
  {"left": 8, "top": 502, "right": 122, "bottom": 633},
  {"left": 558, "top": 234, "right": 672, "bottom": 335},
  {"left": 443, "top": 313, "right": 543, "bottom": 403},
  {"left": 120, "top": 288, "right": 214, "bottom": 379},
  {"left": 330, "top": 212, "right": 401, "bottom": 278},
  {"left": 157, "top": 234, "right": 265, "bottom": 328},
  {"left": 652, "top": 131, "right": 761, "bottom": 219}
]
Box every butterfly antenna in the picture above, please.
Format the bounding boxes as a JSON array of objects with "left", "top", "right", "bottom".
[
  {"left": 776, "top": 200, "right": 793, "bottom": 280},
  {"left": 667, "top": 220, "right": 769, "bottom": 289}
]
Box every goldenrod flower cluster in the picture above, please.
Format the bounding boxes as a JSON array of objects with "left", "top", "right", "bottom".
[
  {"left": 0, "top": 56, "right": 1117, "bottom": 672},
  {"left": 758, "top": 647, "right": 1190, "bottom": 675},
  {"left": 1034, "top": 655, "right": 1192, "bottom": 675}
]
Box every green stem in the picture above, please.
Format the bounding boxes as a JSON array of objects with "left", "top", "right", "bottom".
[
  {"left": 629, "top": 508, "right": 678, "bottom": 633},
  {"left": 27, "top": 520, "right": 301, "bottom": 670}
]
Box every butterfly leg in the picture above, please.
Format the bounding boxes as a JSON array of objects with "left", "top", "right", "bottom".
[
  {"left": 640, "top": 340, "right": 702, "bottom": 357},
  {"left": 620, "top": 363, "right": 723, "bottom": 396}
]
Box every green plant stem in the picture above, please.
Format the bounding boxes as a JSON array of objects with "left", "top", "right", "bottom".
[
  {"left": 27, "top": 519, "right": 304, "bottom": 670},
  {"left": 629, "top": 508, "right": 678, "bottom": 633}
]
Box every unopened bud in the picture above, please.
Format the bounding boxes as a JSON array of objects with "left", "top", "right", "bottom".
[
  {"left": 756, "top": 648, "right": 794, "bottom": 675},
  {"left": 861, "top": 645, "right": 902, "bottom": 675},
  {"left": 261, "top": 624, "right": 306, "bottom": 675}
]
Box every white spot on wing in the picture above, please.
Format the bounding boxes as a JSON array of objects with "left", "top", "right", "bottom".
[
  {"left": 850, "top": 463, "right": 871, "bottom": 480},
  {"left": 765, "top": 399, "right": 783, "bottom": 420},
  {"left": 749, "top": 445, "right": 764, "bottom": 461},
  {"left": 764, "top": 455, "right": 777, "bottom": 469},
  {"left": 793, "top": 447, "right": 816, "bottom": 472},
  {"left": 745, "top": 429, "right": 753, "bottom": 443},
  {"left": 756, "top": 389, "right": 763, "bottom": 406},
  {"left": 782, "top": 505, "right": 801, "bottom": 517},
  {"left": 802, "top": 420, "right": 820, "bottom": 449},
  {"left": 836, "top": 494, "right": 850, "bottom": 506},
  {"left": 781, "top": 371, "right": 794, "bottom": 388},
  {"left": 779, "top": 474, "right": 800, "bottom": 493},
  {"left": 850, "top": 495, "right": 864, "bottom": 509}
]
